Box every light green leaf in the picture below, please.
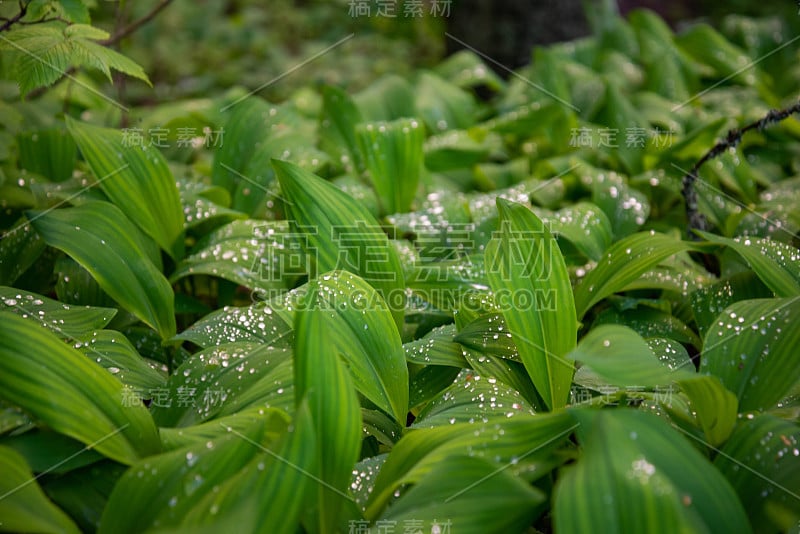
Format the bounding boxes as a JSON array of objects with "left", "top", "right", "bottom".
[
  {"left": 29, "top": 201, "right": 176, "bottom": 340},
  {"left": 320, "top": 85, "right": 364, "bottom": 173},
  {"left": 0, "top": 446, "right": 80, "bottom": 534},
  {"left": 415, "top": 71, "right": 478, "bottom": 132},
  {"left": 676, "top": 375, "right": 738, "bottom": 447},
  {"left": 700, "top": 297, "right": 800, "bottom": 412},
  {"left": 356, "top": 118, "right": 424, "bottom": 214},
  {"left": 301, "top": 271, "right": 408, "bottom": 424},
  {"left": 573, "top": 231, "right": 694, "bottom": 318},
  {"left": 484, "top": 198, "right": 576, "bottom": 410},
  {"left": 173, "top": 302, "right": 293, "bottom": 349},
  {"left": 0, "top": 312, "right": 161, "bottom": 465},
  {"left": 66, "top": 118, "right": 184, "bottom": 260},
  {"left": 404, "top": 324, "right": 469, "bottom": 367},
  {"left": 554, "top": 409, "right": 751, "bottom": 533},
  {"left": 295, "top": 294, "right": 362, "bottom": 531},
  {"left": 273, "top": 159, "right": 406, "bottom": 329},
  {"left": 17, "top": 127, "right": 77, "bottom": 183},
  {"left": 567, "top": 324, "right": 692, "bottom": 387},
  {"left": 698, "top": 232, "right": 800, "bottom": 297}
]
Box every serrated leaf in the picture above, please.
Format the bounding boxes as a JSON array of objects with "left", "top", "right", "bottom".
[
  {"left": 0, "top": 312, "right": 160, "bottom": 465},
  {"left": 484, "top": 198, "right": 576, "bottom": 410},
  {"left": 0, "top": 446, "right": 80, "bottom": 534},
  {"left": 554, "top": 409, "right": 750, "bottom": 533},
  {"left": 66, "top": 118, "right": 184, "bottom": 260},
  {"left": 700, "top": 297, "right": 800, "bottom": 412},
  {"left": 573, "top": 231, "right": 694, "bottom": 318},
  {"left": 273, "top": 159, "right": 406, "bottom": 329},
  {"left": 29, "top": 201, "right": 176, "bottom": 340}
]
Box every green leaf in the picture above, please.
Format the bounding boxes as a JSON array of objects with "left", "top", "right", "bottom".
[
  {"left": 0, "top": 312, "right": 160, "bottom": 465},
  {"left": 73, "top": 329, "right": 167, "bottom": 391},
  {"left": 173, "top": 302, "right": 293, "bottom": 349},
  {"left": 301, "top": 271, "right": 408, "bottom": 424},
  {"left": 454, "top": 313, "right": 519, "bottom": 362},
  {"left": 548, "top": 202, "right": 614, "bottom": 262},
  {"left": 158, "top": 407, "right": 290, "bottom": 451},
  {"left": 99, "top": 420, "right": 273, "bottom": 532},
  {"left": 29, "top": 201, "right": 177, "bottom": 340},
  {"left": 171, "top": 219, "right": 300, "bottom": 295},
  {"left": 690, "top": 271, "right": 772, "bottom": 338},
  {"left": 356, "top": 118, "right": 425, "bottom": 214},
  {"left": 320, "top": 85, "right": 364, "bottom": 173},
  {"left": 567, "top": 324, "right": 692, "bottom": 387},
  {"left": 367, "top": 411, "right": 574, "bottom": 519},
  {"left": 700, "top": 297, "right": 800, "bottom": 412},
  {"left": 66, "top": 118, "right": 185, "bottom": 260},
  {"left": 573, "top": 231, "right": 694, "bottom": 318},
  {"left": 554, "top": 409, "right": 751, "bottom": 533},
  {"left": 404, "top": 324, "right": 469, "bottom": 367},
  {"left": 0, "top": 446, "right": 80, "bottom": 534},
  {"left": 374, "top": 455, "right": 544, "bottom": 533},
  {"left": 0, "top": 218, "right": 45, "bottom": 285},
  {"left": 715, "top": 415, "right": 800, "bottom": 532},
  {"left": 415, "top": 71, "right": 478, "bottom": 132},
  {"left": 0, "top": 23, "right": 149, "bottom": 96},
  {"left": 697, "top": 232, "right": 800, "bottom": 297},
  {"left": 412, "top": 369, "right": 536, "bottom": 428},
  {"left": 295, "top": 294, "right": 362, "bottom": 531},
  {"left": 17, "top": 127, "right": 77, "bottom": 183},
  {"left": 0, "top": 286, "right": 116, "bottom": 336},
  {"left": 273, "top": 159, "right": 406, "bottom": 329},
  {"left": 484, "top": 198, "right": 576, "bottom": 410},
  {"left": 676, "top": 375, "right": 738, "bottom": 447}
]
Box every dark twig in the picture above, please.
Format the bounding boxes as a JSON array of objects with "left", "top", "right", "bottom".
[
  {"left": 0, "top": 0, "right": 31, "bottom": 32},
  {"left": 682, "top": 99, "right": 800, "bottom": 238},
  {"left": 101, "top": 0, "right": 173, "bottom": 47}
]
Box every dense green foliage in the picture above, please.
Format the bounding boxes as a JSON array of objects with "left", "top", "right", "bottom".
[{"left": 1, "top": 1, "right": 800, "bottom": 532}]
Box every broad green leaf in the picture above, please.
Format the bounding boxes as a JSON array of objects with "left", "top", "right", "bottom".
[
  {"left": 0, "top": 446, "right": 80, "bottom": 534},
  {"left": 367, "top": 411, "right": 575, "bottom": 519},
  {"left": 433, "top": 50, "right": 505, "bottom": 92},
  {"left": 0, "top": 430, "right": 102, "bottom": 475},
  {"left": 0, "top": 312, "right": 160, "bottom": 464},
  {"left": 54, "top": 256, "right": 117, "bottom": 307},
  {"left": 17, "top": 127, "right": 76, "bottom": 183},
  {"left": 566, "top": 325, "right": 692, "bottom": 387},
  {"left": 585, "top": 169, "right": 650, "bottom": 238},
  {"left": 698, "top": 232, "right": 800, "bottom": 297},
  {"left": 554, "top": 409, "right": 751, "bottom": 533},
  {"left": 676, "top": 375, "right": 738, "bottom": 447},
  {"left": 715, "top": 415, "right": 800, "bottom": 532},
  {"left": 690, "top": 271, "right": 772, "bottom": 338},
  {"left": 403, "top": 324, "right": 469, "bottom": 367},
  {"left": 700, "top": 297, "right": 800, "bottom": 412},
  {"left": 158, "top": 407, "right": 290, "bottom": 451},
  {"left": 594, "top": 307, "right": 702, "bottom": 349},
  {"left": 1, "top": 286, "right": 116, "bottom": 336},
  {"left": 415, "top": 71, "right": 478, "bottom": 132},
  {"left": 354, "top": 74, "right": 415, "bottom": 121},
  {"left": 29, "top": 201, "right": 176, "bottom": 340},
  {"left": 171, "top": 219, "right": 300, "bottom": 295},
  {"left": 273, "top": 159, "right": 406, "bottom": 329},
  {"left": 66, "top": 118, "right": 185, "bottom": 260},
  {"left": 173, "top": 302, "right": 293, "bottom": 349},
  {"left": 0, "top": 218, "right": 45, "bottom": 285},
  {"left": 484, "top": 198, "right": 577, "bottom": 410},
  {"left": 320, "top": 85, "right": 364, "bottom": 173},
  {"left": 412, "top": 369, "right": 536, "bottom": 428},
  {"left": 408, "top": 365, "right": 461, "bottom": 409},
  {"left": 573, "top": 231, "right": 694, "bottom": 318},
  {"left": 374, "top": 455, "right": 544, "bottom": 533},
  {"left": 151, "top": 343, "right": 293, "bottom": 427},
  {"left": 301, "top": 271, "right": 408, "bottom": 424},
  {"left": 454, "top": 313, "right": 519, "bottom": 362},
  {"left": 424, "top": 129, "right": 490, "bottom": 172},
  {"left": 73, "top": 330, "right": 167, "bottom": 391},
  {"left": 0, "top": 23, "right": 149, "bottom": 95},
  {"left": 180, "top": 401, "right": 319, "bottom": 534},
  {"left": 99, "top": 420, "right": 272, "bottom": 532},
  {"left": 295, "top": 295, "right": 362, "bottom": 531},
  {"left": 356, "top": 118, "right": 424, "bottom": 214},
  {"left": 548, "top": 202, "right": 613, "bottom": 261}
]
